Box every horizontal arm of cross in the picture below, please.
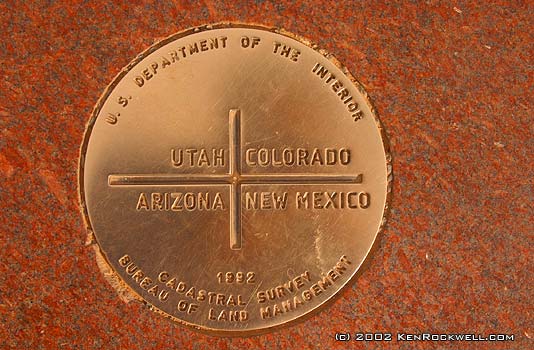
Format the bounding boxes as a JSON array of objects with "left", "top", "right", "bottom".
[{"left": 107, "top": 173, "right": 363, "bottom": 186}]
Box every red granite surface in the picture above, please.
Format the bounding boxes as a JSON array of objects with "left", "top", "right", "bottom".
[{"left": 0, "top": 1, "right": 532, "bottom": 349}]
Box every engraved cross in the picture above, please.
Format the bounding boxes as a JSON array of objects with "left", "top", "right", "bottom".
[{"left": 109, "top": 109, "right": 362, "bottom": 250}]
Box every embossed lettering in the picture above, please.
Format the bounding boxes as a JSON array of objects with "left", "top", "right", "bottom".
[
  {"left": 245, "top": 148, "right": 350, "bottom": 167},
  {"left": 208, "top": 308, "right": 249, "bottom": 322},
  {"left": 171, "top": 148, "right": 225, "bottom": 168},
  {"left": 256, "top": 271, "right": 311, "bottom": 303},
  {"left": 312, "top": 62, "right": 365, "bottom": 121},
  {"left": 133, "top": 37, "right": 228, "bottom": 87},
  {"left": 136, "top": 192, "right": 225, "bottom": 211},
  {"left": 273, "top": 41, "right": 301, "bottom": 62},
  {"left": 245, "top": 192, "right": 288, "bottom": 210},
  {"left": 296, "top": 191, "right": 370, "bottom": 210}
]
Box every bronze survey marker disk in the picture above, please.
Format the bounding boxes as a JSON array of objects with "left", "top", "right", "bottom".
[{"left": 79, "top": 24, "right": 391, "bottom": 335}]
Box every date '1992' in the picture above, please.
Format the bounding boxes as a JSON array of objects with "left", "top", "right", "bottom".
[{"left": 217, "top": 272, "right": 256, "bottom": 284}]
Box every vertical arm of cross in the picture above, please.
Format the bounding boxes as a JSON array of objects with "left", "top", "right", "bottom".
[{"left": 229, "top": 109, "right": 242, "bottom": 250}]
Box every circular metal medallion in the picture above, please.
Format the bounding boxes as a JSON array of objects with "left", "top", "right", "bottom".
[{"left": 79, "top": 23, "right": 391, "bottom": 335}]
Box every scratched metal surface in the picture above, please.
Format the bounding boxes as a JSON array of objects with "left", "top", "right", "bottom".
[
  {"left": 0, "top": 1, "right": 532, "bottom": 349},
  {"left": 80, "top": 24, "right": 390, "bottom": 335}
]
